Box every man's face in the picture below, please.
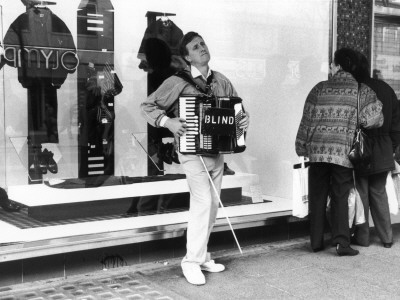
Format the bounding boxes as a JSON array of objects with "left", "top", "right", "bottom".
[{"left": 185, "top": 36, "right": 210, "bottom": 67}]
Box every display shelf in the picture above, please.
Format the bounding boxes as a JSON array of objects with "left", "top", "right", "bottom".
[
  {"left": 8, "top": 173, "right": 258, "bottom": 206},
  {"left": 6, "top": 173, "right": 259, "bottom": 221},
  {"left": 0, "top": 197, "right": 293, "bottom": 262}
]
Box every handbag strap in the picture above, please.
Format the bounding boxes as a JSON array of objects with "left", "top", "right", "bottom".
[{"left": 356, "top": 83, "right": 361, "bottom": 129}]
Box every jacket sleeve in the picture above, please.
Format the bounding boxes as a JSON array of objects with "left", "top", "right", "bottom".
[
  {"left": 359, "top": 85, "right": 384, "bottom": 129},
  {"left": 1, "top": 14, "right": 26, "bottom": 70},
  {"left": 295, "top": 84, "right": 318, "bottom": 157},
  {"left": 218, "top": 72, "right": 238, "bottom": 97},
  {"left": 140, "top": 76, "right": 186, "bottom": 127}
]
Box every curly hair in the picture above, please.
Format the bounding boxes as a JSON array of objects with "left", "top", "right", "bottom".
[{"left": 333, "top": 47, "right": 358, "bottom": 76}]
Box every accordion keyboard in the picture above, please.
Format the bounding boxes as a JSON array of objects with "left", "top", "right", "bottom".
[{"left": 179, "top": 96, "right": 199, "bottom": 153}]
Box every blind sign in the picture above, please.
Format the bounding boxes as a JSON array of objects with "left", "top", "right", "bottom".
[{"left": 201, "top": 108, "right": 236, "bottom": 136}]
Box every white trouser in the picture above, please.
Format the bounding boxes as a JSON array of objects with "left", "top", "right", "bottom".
[{"left": 179, "top": 153, "right": 224, "bottom": 265}]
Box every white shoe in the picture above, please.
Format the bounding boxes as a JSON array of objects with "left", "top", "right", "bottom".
[
  {"left": 181, "top": 263, "right": 206, "bottom": 285},
  {"left": 200, "top": 260, "right": 225, "bottom": 273}
]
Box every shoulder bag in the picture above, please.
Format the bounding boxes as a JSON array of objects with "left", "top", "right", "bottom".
[{"left": 348, "top": 83, "right": 373, "bottom": 170}]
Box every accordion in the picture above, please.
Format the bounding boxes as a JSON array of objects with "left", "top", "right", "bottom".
[{"left": 178, "top": 95, "right": 246, "bottom": 155}]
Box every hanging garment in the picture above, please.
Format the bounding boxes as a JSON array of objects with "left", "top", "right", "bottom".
[
  {"left": 2, "top": 7, "right": 77, "bottom": 88},
  {"left": 137, "top": 18, "right": 186, "bottom": 72},
  {"left": 1, "top": 7, "right": 77, "bottom": 145}
]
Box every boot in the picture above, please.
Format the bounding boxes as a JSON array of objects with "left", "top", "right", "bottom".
[
  {"left": 223, "top": 163, "right": 235, "bottom": 175},
  {"left": 336, "top": 244, "right": 359, "bottom": 256},
  {"left": 0, "top": 188, "right": 20, "bottom": 212}
]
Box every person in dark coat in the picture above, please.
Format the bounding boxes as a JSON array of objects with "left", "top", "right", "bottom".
[{"left": 352, "top": 51, "right": 400, "bottom": 248}]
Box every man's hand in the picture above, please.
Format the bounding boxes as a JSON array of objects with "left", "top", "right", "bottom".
[
  {"left": 164, "top": 117, "right": 187, "bottom": 137},
  {"left": 238, "top": 112, "right": 250, "bottom": 131}
]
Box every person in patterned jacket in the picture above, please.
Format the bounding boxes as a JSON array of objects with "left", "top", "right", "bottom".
[{"left": 295, "top": 47, "right": 384, "bottom": 256}]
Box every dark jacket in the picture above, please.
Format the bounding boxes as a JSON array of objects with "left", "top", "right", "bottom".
[
  {"left": 1, "top": 7, "right": 76, "bottom": 88},
  {"left": 358, "top": 77, "right": 400, "bottom": 175}
]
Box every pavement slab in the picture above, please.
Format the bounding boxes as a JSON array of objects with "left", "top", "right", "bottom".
[{"left": 2, "top": 228, "right": 400, "bottom": 299}]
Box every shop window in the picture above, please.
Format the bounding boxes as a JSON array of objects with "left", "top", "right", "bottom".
[
  {"left": 376, "top": 0, "right": 400, "bottom": 9},
  {"left": 374, "top": 15, "right": 400, "bottom": 98},
  {"left": 0, "top": 0, "right": 332, "bottom": 258}
]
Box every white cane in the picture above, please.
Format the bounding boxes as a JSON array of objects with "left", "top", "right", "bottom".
[
  {"left": 199, "top": 156, "right": 243, "bottom": 255},
  {"left": 0, "top": 5, "right": 4, "bottom": 55}
]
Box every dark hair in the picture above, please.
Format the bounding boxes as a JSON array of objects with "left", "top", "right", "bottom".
[
  {"left": 354, "top": 51, "right": 370, "bottom": 82},
  {"left": 179, "top": 31, "right": 203, "bottom": 63},
  {"left": 333, "top": 47, "right": 358, "bottom": 76}
]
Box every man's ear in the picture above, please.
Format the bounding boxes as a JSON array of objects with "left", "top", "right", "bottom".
[{"left": 185, "top": 55, "right": 191, "bottom": 63}]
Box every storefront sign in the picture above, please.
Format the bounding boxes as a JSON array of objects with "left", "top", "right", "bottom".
[{"left": 2, "top": 46, "right": 79, "bottom": 71}]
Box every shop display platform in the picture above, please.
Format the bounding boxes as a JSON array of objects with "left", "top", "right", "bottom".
[
  {"left": 7, "top": 173, "right": 260, "bottom": 222},
  {"left": 0, "top": 196, "right": 293, "bottom": 262}
]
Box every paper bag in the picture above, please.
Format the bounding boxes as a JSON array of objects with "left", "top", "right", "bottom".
[{"left": 292, "top": 157, "right": 309, "bottom": 218}]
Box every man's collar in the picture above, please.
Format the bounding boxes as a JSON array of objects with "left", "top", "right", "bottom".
[{"left": 190, "top": 66, "right": 212, "bottom": 80}]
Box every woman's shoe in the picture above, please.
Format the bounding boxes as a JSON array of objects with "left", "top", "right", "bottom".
[
  {"left": 223, "top": 163, "right": 235, "bottom": 175},
  {"left": 336, "top": 244, "right": 359, "bottom": 256},
  {"left": 383, "top": 242, "right": 393, "bottom": 248},
  {"left": 42, "top": 149, "right": 58, "bottom": 174},
  {"left": 312, "top": 246, "right": 324, "bottom": 253}
]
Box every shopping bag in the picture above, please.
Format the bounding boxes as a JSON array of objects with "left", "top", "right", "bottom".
[
  {"left": 354, "top": 187, "right": 365, "bottom": 225},
  {"left": 347, "top": 188, "right": 356, "bottom": 227},
  {"left": 292, "top": 157, "right": 309, "bottom": 218},
  {"left": 327, "top": 186, "right": 365, "bottom": 228},
  {"left": 386, "top": 171, "right": 399, "bottom": 215},
  {"left": 393, "top": 160, "right": 400, "bottom": 174},
  {"left": 392, "top": 161, "right": 400, "bottom": 208},
  {"left": 392, "top": 175, "right": 400, "bottom": 209}
]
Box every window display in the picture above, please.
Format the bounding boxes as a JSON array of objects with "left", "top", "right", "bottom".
[
  {"left": 137, "top": 12, "right": 186, "bottom": 175},
  {"left": 77, "top": 0, "right": 121, "bottom": 177},
  {"left": 0, "top": 0, "right": 331, "bottom": 260},
  {"left": 1, "top": 0, "right": 78, "bottom": 182}
]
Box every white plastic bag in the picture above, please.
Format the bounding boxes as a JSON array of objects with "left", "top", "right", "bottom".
[
  {"left": 354, "top": 187, "right": 366, "bottom": 225},
  {"left": 348, "top": 188, "right": 356, "bottom": 227},
  {"left": 327, "top": 186, "right": 365, "bottom": 228},
  {"left": 386, "top": 171, "right": 398, "bottom": 215},
  {"left": 292, "top": 157, "right": 309, "bottom": 218},
  {"left": 391, "top": 161, "right": 400, "bottom": 208}
]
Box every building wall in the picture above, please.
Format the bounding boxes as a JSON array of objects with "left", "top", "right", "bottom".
[{"left": 336, "top": 0, "right": 373, "bottom": 59}]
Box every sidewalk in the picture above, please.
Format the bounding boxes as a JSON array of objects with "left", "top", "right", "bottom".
[{"left": 1, "top": 225, "right": 400, "bottom": 300}]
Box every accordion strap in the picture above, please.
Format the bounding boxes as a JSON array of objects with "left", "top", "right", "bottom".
[{"left": 175, "top": 70, "right": 214, "bottom": 95}]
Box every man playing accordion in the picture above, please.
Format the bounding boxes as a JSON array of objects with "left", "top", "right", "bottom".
[{"left": 140, "top": 31, "right": 249, "bottom": 285}]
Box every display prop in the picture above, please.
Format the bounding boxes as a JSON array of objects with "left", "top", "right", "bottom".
[
  {"left": 0, "top": 0, "right": 77, "bottom": 182},
  {"left": 77, "top": 0, "right": 121, "bottom": 178},
  {"left": 138, "top": 11, "right": 184, "bottom": 176}
]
